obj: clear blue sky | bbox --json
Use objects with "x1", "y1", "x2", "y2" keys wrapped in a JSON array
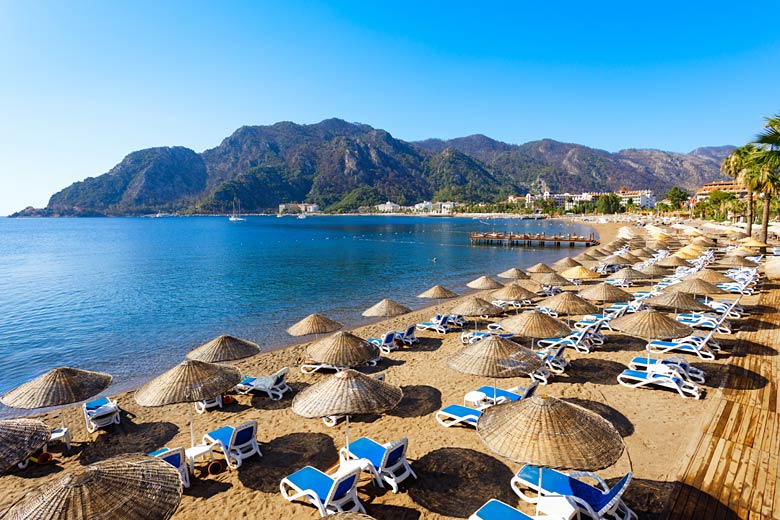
[{"x1": 1, "y1": 1, "x2": 778, "y2": 214}]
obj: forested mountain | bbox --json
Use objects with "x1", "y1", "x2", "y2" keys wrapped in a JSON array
[{"x1": 13, "y1": 119, "x2": 734, "y2": 216}]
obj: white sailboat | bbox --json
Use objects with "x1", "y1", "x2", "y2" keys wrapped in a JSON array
[{"x1": 229, "y1": 200, "x2": 245, "y2": 222}]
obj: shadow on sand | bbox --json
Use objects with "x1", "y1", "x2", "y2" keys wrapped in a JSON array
[
  {"x1": 409, "y1": 447, "x2": 515, "y2": 518},
  {"x1": 623, "y1": 477, "x2": 740, "y2": 519},
  {"x1": 78, "y1": 420, "x2": 179, "y2": 465},
  {"x1": 388, "y1": 385, "x2": 442, "y2": 418},
  {"x1": 563, "y1": 358, "x2": 626, "y2": 386},
  {"x1": 238, "y1": 432, "x2": 337, "y2": 494}
]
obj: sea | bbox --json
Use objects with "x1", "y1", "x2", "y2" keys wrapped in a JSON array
[{"x1": 0, "y1": 215, "x2": 596, "y2": 415}]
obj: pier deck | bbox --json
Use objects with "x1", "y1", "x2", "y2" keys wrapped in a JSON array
[
  {"x1": 663, "y1": 283, "x2": 780, "y2": 519},
  {"x1": 468, "y1": 231, "x2": 599, "y2": 247}
]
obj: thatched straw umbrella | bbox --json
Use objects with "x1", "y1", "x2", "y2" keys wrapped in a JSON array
[
  {"x1": 466, "y1": 276, "x2": 504, "y2": 290},
  {"x1": 617, "y1": 252, "x2": 642, "y2": 264},
  {"x1": 515, "y1": 279, "x2": 545, "y2": 295},
  {"x1": 492, "y1": 284, "x2": 537, "y2": 303},
  {"x1": 526, "y1": 263, "x2": 555, "y2": 274},
  {"x1": 639, "y1": 264, "x2": 671, "y2": 280},
  {"x1": 477, "y1": 395, "x2": 624, "y2": 470},
  {"x1": 497, "y1": 268, "x2": 529, "y2": 280},
  {"x1": 577, "y1": 282, "x2": 632, "y2": 308},
  {"x1": 665, "y1": 278, "x2": 727, "y2": 298},
  {"x1": 305, "y1": 332, "x2": 379, "y2": 369},
  {"x1": 450, "y1": 297, "x2": 505, "y2": 330},
  {"x1": 537, "y1": 292, "x2": 598, "y2": 323},
  {"x1": 292, "y1": 369, "x2": 402, "y2": 447},
  {"x1": 727, "y1": 231, "x2": 748, "y2": 240},
  {"x1": 417, "y1": 285, "x2": 459, "y2": 300},
  {"x1": 362, "y1": 298, "x2": 412, "y2": 318},
  {"x1": 656, "y1": 255, "x2": 691, "y2": 268},
  {"x1": 1, "y1": 367, "x2": 113, "y2": 437},
  {"x1": 686, "y1": 269, "x2": 734, "y2": 285},
  {"x1": 645, "y1": 292, "x2": 712, "y2": 316},
  {"x1": 500, "y1": 311, "x2": 571, "y2": 349},
  {"x1": 287, "y1": 313, "x2": 342, "y2": 337},
  {"x1": 572, "y1": 252, "x2": 597, "y2": 262},
  {"x1": 559, "y1": 265, "x2": 601, "y2": 283},
  {"x1": 606, "y1": 267, "x2": 647, "y2": 283},
  {"x1": 741, "y1": 237, "x2": 769, "y2": 248},
  {"x1": 3, "y1": 454, "x2": 183, "y2": 520},
  {"x1": 448, "y1": 336, "x2": 544, "y2": 402},
  {"x1": 692, "y1": 237, "x2": 717, "y2": 248},
  {"x1": 135, "y1": 360, "x2": 241, "y2": 446},
  {"x1": 0, "y1": 419, "x2": 51, "y2": 472},
  {"x1": 551, "y1": 257, "x2": 582, "y2": 272},
  {"x1": 610, "y1": 309, "x2": 693, "y2": 340},
  {"x1": 529, "y1": 272, "x2": 570, "y2": 288},
  {"x1": 186, "y1": 334, "x2": 260, "y2": 363}
]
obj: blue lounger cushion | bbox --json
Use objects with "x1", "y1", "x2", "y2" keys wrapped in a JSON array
[
  {"x1": 475, "y1": 386, "x2": 521, "y2": 402},
  {"x1": 285, "y1": 466, "x2": 337, "y2": 501},
  {"x1": 206, "y1": 425, "x2": 235, "y2": 446},
  {"x1": 472, "y1": 499, "x2": 534, "y2": 520},
  {"x1": 440, "y1": 404, "x2": 481, "y2": 424},
  {"x1": 85, "y1": 397, "x2": 110, "y2": 410},
  {"x1": 240, "y1": 376, "x2": 256, "y2": 385},
  {"x1": 517, "y1": 465, "x2": 629, "y2": 512},
  {"x1": 148, "y1": 447, "x2": 170, "y2": 457},
  {"x1": 345, "y1": 437, "x2": 386, "y2": 468}
]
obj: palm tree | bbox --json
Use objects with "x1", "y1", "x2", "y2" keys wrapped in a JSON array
[
  {"x1": 721, "y1": 145, "x2": 759, "y2": 235},
  {"x1": 751, "y1": 114, "x2": 780, "y2": 243}
]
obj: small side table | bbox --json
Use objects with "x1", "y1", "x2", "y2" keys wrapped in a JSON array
[
  {"x1": 464, "y1": 390, "x2": 488, "y2": 408},
  {"x1": 185, "y1": 444, "x2": 215, "y2": 474},
  {"x1": 536, "y1": 495, "x2": 577, "y2": 520}
]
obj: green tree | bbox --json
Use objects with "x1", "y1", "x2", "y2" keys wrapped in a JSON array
[
  {"x1": 595, "y1": 193, "x2": 622, "y2": 214},
  {"x1": 722, "y1": 144, "x2": 760, "y2": 234},
  {"x1": 665, "y1": 187, "x2": 690, "y2": 208},
  {"x1": 751, "y1": 113, "x2": 780, "y2": 243}
]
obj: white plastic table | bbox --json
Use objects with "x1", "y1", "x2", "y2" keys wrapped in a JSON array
[
  {"x1": 536, "y1": 495, "x2": 577, "y2": 520},
  {"x1": 185, "y1": 444, "x2": 214, "y2": 474}
]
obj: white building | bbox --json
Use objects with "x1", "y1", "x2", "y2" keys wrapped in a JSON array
[
  {"x1": 414, "y1": 201, "x2": 433, "y2": 212},
  {"x1": 615, "y1": 188, "x2": 655, "y2": 208},
  {"x1": 376, "y1": 201, "x2": 401, "y2": 213}
]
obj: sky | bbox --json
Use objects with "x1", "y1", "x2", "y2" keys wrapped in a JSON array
[{"x1": 1, "y1": 1, "x2": 778, "y2": 215}]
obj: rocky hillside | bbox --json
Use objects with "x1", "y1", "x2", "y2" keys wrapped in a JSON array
[{"x1": 13, "y1": 119, "x2": 734, "y2": 216}]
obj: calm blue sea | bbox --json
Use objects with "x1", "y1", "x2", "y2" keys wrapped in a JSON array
[{"x1": 0, "y1": 215, "x2": 595, "y2": 414}]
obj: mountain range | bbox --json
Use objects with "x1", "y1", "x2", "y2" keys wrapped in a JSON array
[{"x1": 13, "y1": 118, "x2": 734, "y2": 216}]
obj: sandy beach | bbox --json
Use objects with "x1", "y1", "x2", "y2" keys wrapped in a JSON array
[{"x1": 1, "y1": 219, "x2": 767, "y2": 519}]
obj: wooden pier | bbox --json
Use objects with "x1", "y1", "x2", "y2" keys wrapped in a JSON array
[{"x1": 468, "y1": 231, "x2": 599, "y2": 247}]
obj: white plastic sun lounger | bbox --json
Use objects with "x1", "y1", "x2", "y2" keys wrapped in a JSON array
[
  {"x1": 617, "y1": 369, "x2": 702, "y2": 399},
  {"x1": 435, "y1": 404, "x2": 482, "y2": 428}
]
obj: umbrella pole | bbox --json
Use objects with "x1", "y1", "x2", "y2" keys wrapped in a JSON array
[
  {"x1": 493, "y1": 376, "x2": 498, "y2": 403},
  {"x1": 189, "y1": 402, "x2": 196, "y2": 448},
  {"x1": 345, "y1": 415, "x2": 350, "y2": 450}
]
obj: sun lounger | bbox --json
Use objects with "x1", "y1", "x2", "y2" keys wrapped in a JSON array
[
  {"x1": 645, "y1": 340, "x2": 716, "y2": 360},
  {"x1": 511, "y1": 464, "x2": 638, "y2": 520},
  {"x1": 301, "y1": 355, "x2": 380, "y2": 374},
  {"x1": 628, "y1": 356, "x2": 705, "y2": 384},
  {"x1": 235, "y1": 367, "x2": 291, "y2": 400},
  {"x1": 368, "y1": 331, "x2": 398, "y2": 354},
  {"x1": 536, "y1": 345, "x2": 568, "y2": 375},
  {"x1": 465, "y1": 383, "x2": 538, "y2": 409},
  {"x1": 280, "y1": 465, "x2": 365, "y2": 517},
  {"x1": 617, "y1": 369, "x2": 702, "y2": 399},
  {"x1": 537, "y1": 329, "x2": 594, "y2": 354},
  {"x1": 83, "y1": 397, "x2": 121, "y2": 433},
  {"x1": 435, "y1": 404, "x2": 481, "y2": 428},
  {"x1": 416, "y1": 315, "x2": 449, "y2": 334},
  {"x1": 447, "y1": 314, "x2": 467, "y2": 327},
  {"x1": 49, "y1": 427, "x2": 71, "y2": 450},
  {"x1": 461, "y1": 330, "x2": 515, "y2": 344},
  {"x1": 203, "y1": 420, "x2": 261, "y2": 469},
  {"x1": 396, "y1": 324, "x2": 419, "y2": 345},
  {"x1": 675, "y1": 314, "x2": 732, "y2": 334},
  {"x1": 194, "y1": 395, "x2": 223, "y2": 414},
  {"x1": 149, "y1": 446, "x2": 190, "y2": 487},
  {"x1": 339, "y1": 436, "x2": 417, "y2": 493},
  {"x1": 469, "y1": 499, "x2": 544, "y2": 520}
]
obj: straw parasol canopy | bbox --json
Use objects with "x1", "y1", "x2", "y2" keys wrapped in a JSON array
[
  {"x1": 610, "y1": 309, "x2": 694, "y2": 340},
  {"x1": 640, "y1": 264, "x2": 671, "y2": 277},
  {"x1": 466, "y1": 276, "x2": 504, "y2": 290},
  {"x1": 686, "y1": 269, "x2": 734, "y2": 284},
  {"x1": 0, "y1": 419, "x2": 51, "y2": 472},
  {"x1": 656, "y1": 255, "x2": 691, "y2": 267},
  {"x1": 362, "y1": 298, "x2": 412, "y2": 318},
  {"x1": 500, "y1": 311, "x2": 571, "y2": 339},
  {"x1": 606, "y1": 267, "x2": 647, "y2": 282},
  {"x1": 538, "y1": 292, "x2": 598, "y2": 317},
  {"x1": 491, "y1": 283, "x2": 537, "y2": 302},
  {"x1": 186, "y1": 334, "x2": 260, "y2": 363},
  {"x1": 559, "y1": 265, "x2": 601, "y2": 281},
  {"x1": 715, "y1": 255, "x2": 758, "y2": 268},
  {"x1": 618, "y1": 252, "x2": 642, "y2": 264},
  {"x1": 577, "y1": 282, "x2": 632, "y2": 304},
  {"x1": 497, "y1": 268, "x2": 529, "y2": 280},
  {"x1": 477, "y1": 395, "x2": 624, "y2": 470},
  {"x1": 741, "y1": 237, "x2": 769, "y2": 248},
  {"x1": 305, "y1": 332, "x2": 380, "y2": 368},
  {"x1": 573, "y1": 252, "x2": 597, "y2": 262},
  {"x1": 448, "y1": 336, "x2": 544, "y2": 378},
  {"x1": 525, "y1": 263, "x2": 555, "y2": 273},
  {"x1": 4, "y1": 454, "x2": 183, "y2": 520},
  {"x1": 644, "y1": 292, "x2": 712, "y2": 313},
  {"x1": 673, "y1": 250, "x2": 700, "y2": 260},
  {"x1": 601, "y1": 255, "x2": 633, "y2": 267},
  {"x1": 692, "y1": 237, "x2": 718, "y2": 247},
  {"x1": 727, "y1": 230, "x2": 749, "y2": 240},
  {"x1": 450, "y1": 297, "x2": 505, "y2": 317},
  {"x1": 287, "y1": 313, "x2": 342, "y2": 336},
  {"x1": 292, "y1": 369, "x2": 402, "y2": 419},
  {"x1": 551, "y1": 257, "x2": 582, "y2": 271},
  {"x1": 515, "y1": 278, "x2": 544, "y2": 294},
  {"x1": 726, "y1": 248, "x2": 754, "y2": 258},
  {"x1": 530, "y1": 272, "x2": 570, "y2": 287},
  {"x1": 135, "y1": 360, "x2": 241, "y2": 407},
  {"x1": 665, "y1": 278, "x2": 727, "y2": 296},
  {"x1": 1, "y1": 367, "x2": 113, "y2": 410},
  {"x1": 417, "y1": 285, "x2": 459, "y2": 299}
]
